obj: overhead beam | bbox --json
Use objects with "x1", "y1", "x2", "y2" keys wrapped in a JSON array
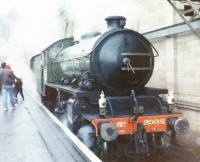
[{"x1": 143, "y1": 20, "x2": 200, "y2": 40}]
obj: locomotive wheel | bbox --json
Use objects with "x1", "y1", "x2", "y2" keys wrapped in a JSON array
[
  {"x1": 66, "y1": 102, "x2": 74, "y2": 130},
  {"x1": 76, "y1": 124, "x2": 96, "y2": 150},
  {"x1": 44, "y1": 86, "x2": 58, "y2": 112},
  {"x1": 54, "y1": 93, "x2": 64, "y2": 114},
  {"x1": 66, "y1": 98, "x2": 81, "y2": 132}
]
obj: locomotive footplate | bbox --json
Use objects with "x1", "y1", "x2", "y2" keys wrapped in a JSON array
[{"x1": 91, "y1": 113, "x2": 186, "y2": 136}]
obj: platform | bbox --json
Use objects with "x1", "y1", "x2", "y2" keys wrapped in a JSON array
[{"x1": 0, "y1": 93, "x2": 101, "y2": 162}]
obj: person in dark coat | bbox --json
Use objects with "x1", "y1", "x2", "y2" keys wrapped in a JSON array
[{"x1": 14, "y1": 78, "x2": 24, "y2": 102}]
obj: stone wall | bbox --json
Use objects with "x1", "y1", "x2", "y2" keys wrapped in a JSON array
[
  {"x1": 136, "y1": 0, "x2": 200, "y2": 105},
  {"x1": 176, "y1": 34, "x2": 200, "y2": 104},
  {"x1": 136, "y1": 0, "x2": 200, "y2": 133}
]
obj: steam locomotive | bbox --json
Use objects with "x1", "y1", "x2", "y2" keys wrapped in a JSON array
[{"x1": 31, "y1": 16, "x2": 189, "y2": 161}]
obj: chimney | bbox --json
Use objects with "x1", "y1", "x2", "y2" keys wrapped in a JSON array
[{"x1": 105, "y1": 16, "x2": 126, "y2": 30}]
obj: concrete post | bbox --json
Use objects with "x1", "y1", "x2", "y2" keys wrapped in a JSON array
[{"x1": 164, "y1": 3, "x2": 177, "y2": 97}]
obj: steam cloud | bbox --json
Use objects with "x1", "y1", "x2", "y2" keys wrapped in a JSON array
[
  {"x1": 0, "y1": 0, "x2": 63, "y2": 94},
  {"x1": 63, "y1": 0, "x2": 140, "y2": 39},
  {"x1": 0, "y1": 0, "x2": 140, "y2": 94}
]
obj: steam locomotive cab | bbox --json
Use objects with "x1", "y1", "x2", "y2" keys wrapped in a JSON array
[{"x1": 30, "y1": 16, "x2": 189, "y2": 161}]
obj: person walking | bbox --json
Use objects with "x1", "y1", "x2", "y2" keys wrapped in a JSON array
[
  {"x1": 14, "y1": 78, "x2": 24, "y2": 102},
  {"x1": 0, "y1": 62, "x2": 16, "y2": 111}
]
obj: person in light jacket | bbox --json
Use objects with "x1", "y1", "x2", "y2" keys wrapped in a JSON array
[{"x1": 0, "y1": 62, "x2": 16, "y2": 111}]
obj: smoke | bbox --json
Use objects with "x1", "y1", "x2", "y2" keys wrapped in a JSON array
[
  {"x1": 63, "y1": 0, "x2": 140, "y2": 39},
  {"x1": 0, "y1": 0, "x2": 140, "y2": 93},
  {"x1": 8, "y1": 0, "x2": 63, "y2": 57},
  {"x1": 0, "y1": 0, "x2": 64, "y2": 93}
]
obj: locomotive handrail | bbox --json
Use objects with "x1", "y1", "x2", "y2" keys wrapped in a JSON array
[
  {"x1": 106, "y1": 98, "x2": 114, "y2": 117},
  {"x1": 47, "y1": 53, "x2": 91, "y2": 63},
  {"x1": 149, "y1": 42, "x2": 159, "y2": 57},
  {"x1": 134, "y1": 31, "x2": 160, "y2": 57},
  {"x1": 131, "y1": 90, "x2": 140, "y2": 120}
]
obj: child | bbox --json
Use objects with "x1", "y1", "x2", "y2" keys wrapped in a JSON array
[{"x1": 14, "y1": 78, "x2": 24, "y2": 102}]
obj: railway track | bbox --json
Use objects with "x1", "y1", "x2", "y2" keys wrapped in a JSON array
[{"x1": 26, "y1": 92, "x2": 102, "y2": 162}]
